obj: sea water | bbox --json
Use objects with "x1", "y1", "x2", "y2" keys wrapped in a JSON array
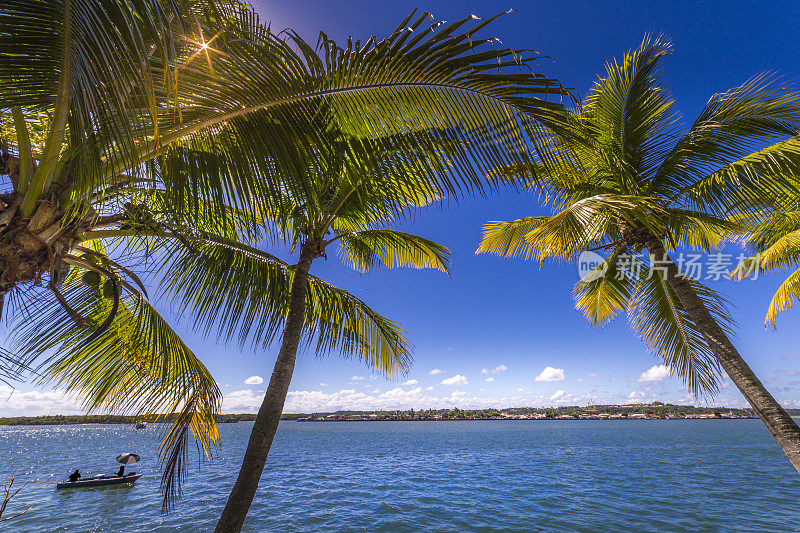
[{"x1": 1, "y1": 420, "x2": 798, "y2": 532}]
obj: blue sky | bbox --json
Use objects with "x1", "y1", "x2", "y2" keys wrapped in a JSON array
[{"x1": 3, "y1": 1, "x2": 800, "y2": 415}]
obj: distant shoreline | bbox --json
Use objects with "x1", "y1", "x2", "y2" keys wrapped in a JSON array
[
  {"x1": 297, "y1": 415, "x2": 761, "y2": 422},
  {"x1": 0, "y1": 416, "x2": 769, "y2": 427},
  {"x1": 1, "y1": 403, "x2": 797, "y2": 426}
]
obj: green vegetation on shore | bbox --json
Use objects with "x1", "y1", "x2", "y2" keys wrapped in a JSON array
[
  {"x1": 0, "y1": 414, "x2": 255, "y2": 426},
  {"x1": 300, "y1": 403, "x2": 794, "y2": 420},
  {"x1": 4, "y1": 1, "x2": 800, "y2": 525},
  {"x1": 2, "y1": 404, "x2": 798, "y2": 426}
]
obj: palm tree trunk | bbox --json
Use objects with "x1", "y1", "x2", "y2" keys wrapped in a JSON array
[
  {"x1": 214, "y1": 244, "x2": 316, "y2": 532},
  {"x1": 646, "y1": 237, "x2": 800, "y2": 475}
]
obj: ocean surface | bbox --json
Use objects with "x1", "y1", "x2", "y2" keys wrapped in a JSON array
[{"x1": 1, "y1": 420, "x2": 799, "y2": 532}]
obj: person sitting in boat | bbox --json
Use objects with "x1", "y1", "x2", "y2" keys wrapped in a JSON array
[
  {"x1": 68, "y1": 469, "x2": 81, "y2": 482},
  {"x1": 116, "y1": 465, "x2": 125, "y2": 477}
]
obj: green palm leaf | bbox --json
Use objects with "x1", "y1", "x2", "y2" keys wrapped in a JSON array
[
  {"x1": 628, "y1": 269, "x2": 730, "y2": 397},
  {"x1": 119, "y1": 7, "x2": 570, "y2": 213},
  {"x1": 337, "y1": 229, "x2": 451, "y2": 273},
  {"x1": 147, "y1": 236, "x2": 412, "y2": 376},
  {"x1": 572, "y1": 248, "x2": 635, "y2": 326},
  {"x1": 656, "y1": 79, "x2": 800, "y2": 207},
  {"x1": 6, "y1": 281, "x2": 220, "y2": 510},
  {"x1": 479, "y1": 35, "x2": 800, "y2": 398},
  {"x1": 732, "y1": 210, "x2": 800, "y2": 327}
]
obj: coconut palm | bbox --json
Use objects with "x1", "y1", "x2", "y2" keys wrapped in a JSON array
[
  {"x1": 1, "y1": 0, "x2": 570, "y2": 508},
  {"x1": 477, "y1": 36, "x2": 800, "y2": 474},
  {"x1": 212, "y1": 123, "x2": 460, "y2": 531},
  {"x1": 730, "y1": 153, "x2": 800, "y2": 327}
]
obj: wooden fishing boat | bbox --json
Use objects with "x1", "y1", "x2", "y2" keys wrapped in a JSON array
[{"x1": 56, "y1": 474, "x2": 141, "y2": 489}]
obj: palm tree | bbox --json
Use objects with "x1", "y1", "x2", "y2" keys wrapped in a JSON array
[
  {"x1": 213, "y1": 124, "x2": 458, "y2": 531},
  {"x1": 730, "y1": 155, "x2": 800, "y2": 327},
  {"x1": 2, "y1": 0, "x2": 570, "y2": 508},
  {"x1": 477, "y1": 36, "x2": 800, "y2": 474}
]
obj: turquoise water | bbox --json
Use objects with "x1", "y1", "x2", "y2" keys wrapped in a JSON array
[{"x1": 1, "y1": 420, "x2": 799, "y2": 531}]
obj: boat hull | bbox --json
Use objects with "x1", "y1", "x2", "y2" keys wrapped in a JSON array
[{"x1": 57, "y1": 474, "x2": 141, "y2": 489}]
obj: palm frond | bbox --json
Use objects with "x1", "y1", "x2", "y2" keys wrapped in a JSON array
[
  {"x1": 7, "y1": 280, "x2": 221, "y2": 510},
  {"x1": 152, "y1": 236, "x2": 292, "y2": 349},
  {"x1": 731, "y1": 211, "x2": 800, "y2": 276},
  {"x1": 583, "y1": 34, "x2": 678, "y2": 188},
  {"x1": 337, "y1": 230, "x2": 451, "y2": 273},
  {"x1": 101, "y1": 7, "x2": 572, "y2": 221},
  {"x1": 628, "y1": 271, "x2": 731, "y2": 397},
  {"x1": 0, "y1": 346, "x2": 28, "y2": 385},
  {"x1": 730, "y1": 212, "x2": 800, "y2": 328},
  {"x1": 655, "y1": 77, "x2": 800, "y2": 205},
  {"x1": 762, "y1": 267, "x2": 800, "y2": 329},
  {"x1": 477, "y1": 195, "x2": 663, "y2": 263},
  {"x1": 665, "y1": 209, "x2": 737, "y2": 252},
  {"x1": 149, "y1": 235, "x2": 412, "y2": 376},
  {"x1": 672, "y1": 137, "x2": 800, "y2": 215},
  {"x1": 305, "y1": 276, "x2": 411, "y2": 377},
  {"x1": 573, "y1": 248, "x2": 636, "y2": 326},
  {"x1": 0, "y1": 0, "x2": 200, "y2": 212},
  {"x1": 476, "y1": 216, "x2": 551, "y2": 260}
]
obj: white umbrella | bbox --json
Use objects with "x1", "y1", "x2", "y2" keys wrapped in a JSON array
[{"x1": 115, "y1": 453, "x2": 140, "y2": 464}]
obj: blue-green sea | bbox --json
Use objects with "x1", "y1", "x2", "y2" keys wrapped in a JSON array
[{"x1": 1, "y1": 420, "x2": 799, "y2": 532}]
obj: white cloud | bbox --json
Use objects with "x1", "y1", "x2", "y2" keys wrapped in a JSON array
[
  {"x1": 550, "y1": 390, "x2": 565, "y2": 400},
  {"x1": 223, "y1": 389, "x2": 263, "y2": 411},
  {"x1": 441, "y1": 375, "x2": 468, "y2": 386},
  {"x1": 637, "y1": 365, "x2": 672, "y2": 382},
  {"x1": 403, "y1": 379, "x2": 418, "y2": 386},
  {"x1": 428, "y1": 369, "x2": 443, "y2": 376},
  {"x1": 548, "y1": 389, "x2": 578, "y2": 405},
  {"x1": 223, "y1": 387, "x2": 536, "y2": 413},
  {"x1": 2, "y1": 379, "x2": 629, "y2": 418},
  {"x1": 586, "y1": 372, "x2": 600, "y2": 377},
  {"x1": 481, "y1": 368, "x2": 489, "y2": 375},
  {"x1": 535, "y1": 367, "x2": 565, "y2": 382},
  {"x1": 485, "y1": 377, "x2": 495, "y2": 382},
  {"x1": 320, "y1": 383, "x2": 329, "y2": 387},
  {"x1": 244, "y1": 376, "x2": 263, "y2": 385},
  {"x1": 0, "y1": 386, "x2": 82, "y2": 416},
  {"x1": 493, "y1": 365, "x2": 508, "y2": 374},
  {"x1": 350, "y1": 376, "x2": 365, "y2": 381}
]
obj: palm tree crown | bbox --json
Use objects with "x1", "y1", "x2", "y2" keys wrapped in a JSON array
[
  {"x1": 731, "y1": 161, "x2": 800, "y2": 327},
  {"x1": 477, "y1": 37, "x2": 800, "y2": 476},
  {"x1": 479, "y1": 36, "x2": 800, "y2": 395},
  {"x1": 1, "y1": 1, "x2": 571, "y2": 506}
]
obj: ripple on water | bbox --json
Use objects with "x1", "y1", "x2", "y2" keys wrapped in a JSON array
[{"x1": 1, "y1": 420, "x2": 799, "y2": 532}]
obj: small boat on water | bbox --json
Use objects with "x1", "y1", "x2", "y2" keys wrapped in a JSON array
[
  {"x1": 135, "y1": 421, "x2": 147, "y2": 429},
  {"x1": 59, "y1": 453, "x2": 143, "y2": 489},
  {"x1": 57, "y1": 474, "x2": 141, "y2": 489}
]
